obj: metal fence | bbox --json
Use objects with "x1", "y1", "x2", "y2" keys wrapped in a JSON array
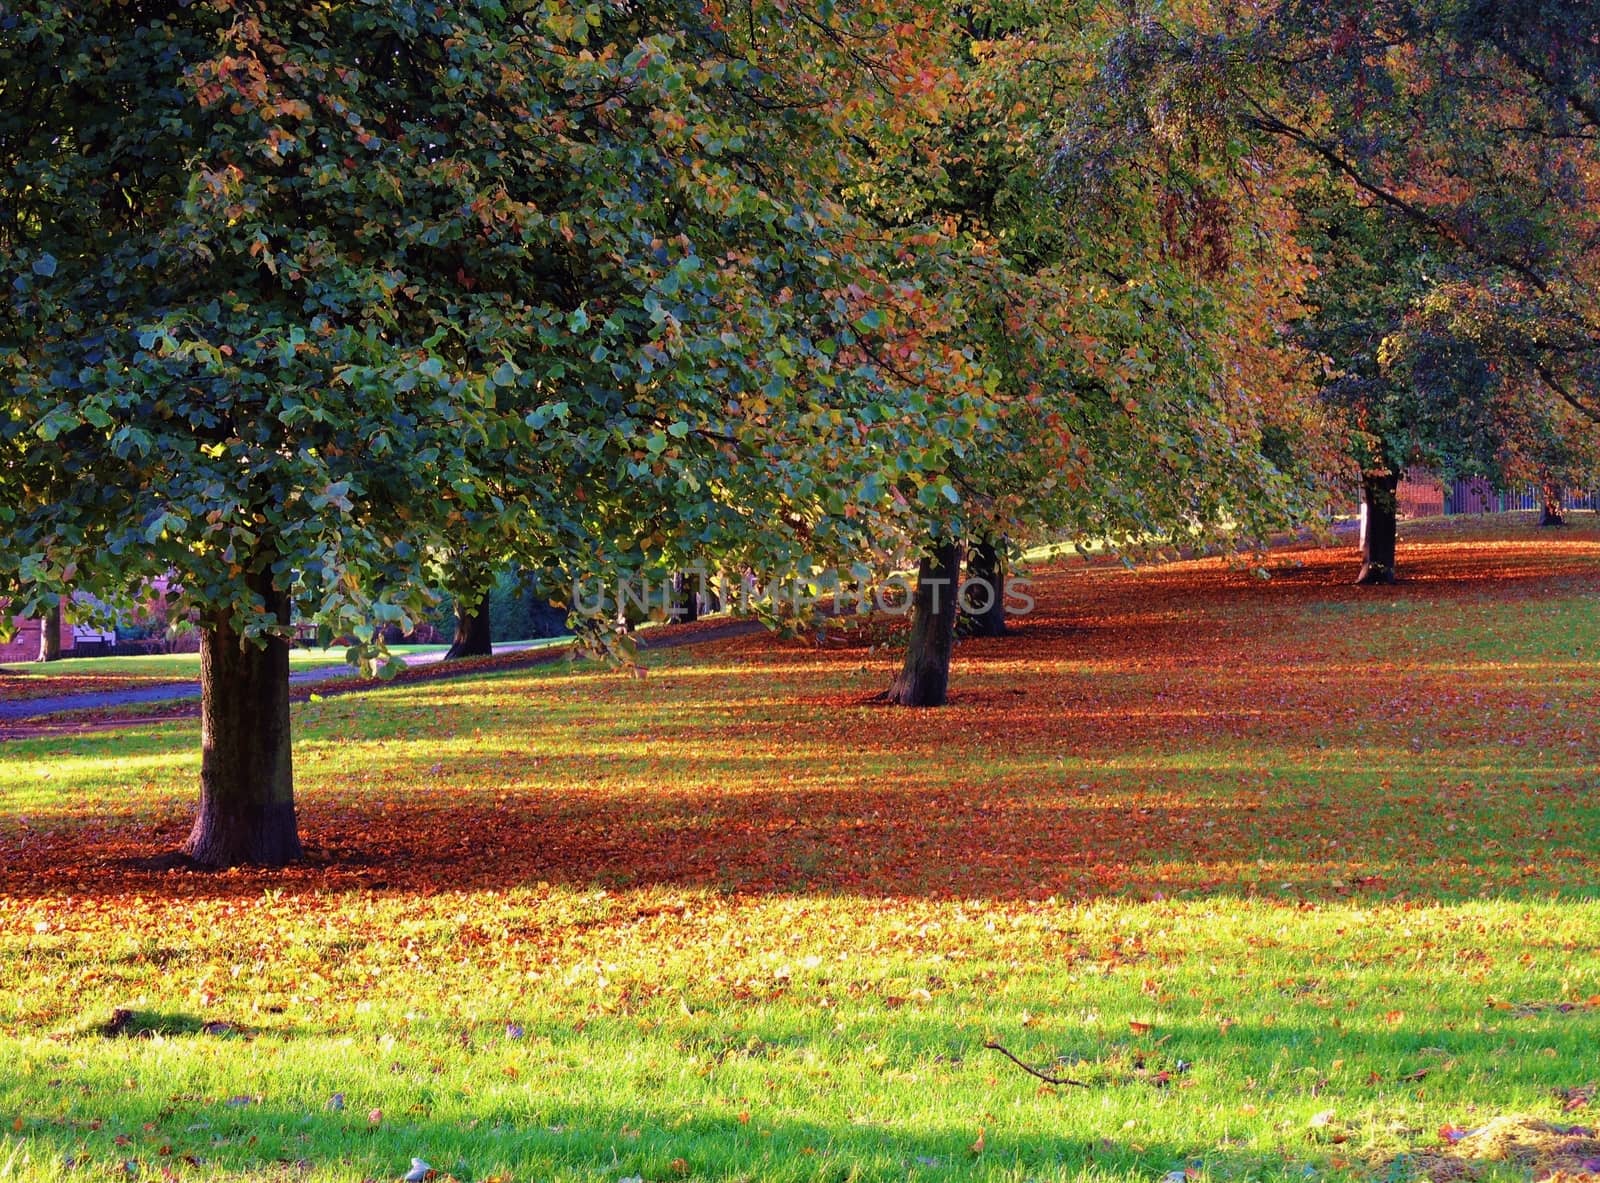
[{"x1": 1443, "y1": 478, "x2": 1600, "y2": 516}]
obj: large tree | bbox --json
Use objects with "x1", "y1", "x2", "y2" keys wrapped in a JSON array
[
  {"x1": 0, "y1": 1, "x2": 963, "y2": 864},
  {"x1": 1291, "y1": 185, "x2": 1510, "y2": 582}
]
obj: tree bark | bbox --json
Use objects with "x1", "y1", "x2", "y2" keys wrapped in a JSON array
[
  {"x1": 1539, "y1": 483, "x2": 1565, "y2": 527},
  {"x1": 961, "y1": 540, "x2": 1007, "y2": 637},
  {"x1": 1356, "y1": 470, "x2": 1399, "y2": 584},
  {"x1": 444, "y1": 593, "x2": 492, "y2": 659},
  {"x1": 673, "y1": 571, "x2": 700, "y2": 623},
  {"x1": 36, "y1": 598, "x2": 62, "y2": 662},
  {"x1": 183, "y1": 575, "x2": 301, "y2": 868},
  {"x1": 887, "y1": 540, "x2": 964, "y2": 707}
]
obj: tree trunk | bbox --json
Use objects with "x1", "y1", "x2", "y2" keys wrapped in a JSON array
[
  {"x1": 1539, "y1": 483, "x2": 1565, "y2": 527},
  {"x1": 673, "y1": 571, "x2": 700, "y2": 623},
  {"x1": 444, "y1": 594, "x2": 492, "y2": 659},
  {"x1": 183, "y1": 576, "x2": 301, "y2": 868},
  {"x1": 36, "y1": 598, "x2": 62, "y2": 662},
  {"x1": 961, "y1": 540, "x2": 1007, "y2": 638},
  {"x1": 1356, "y1": 470, "x2": 1399, "y2": 585},
  {"x1": 887, "y1": 540, "x2": 964, "y2": 707}
]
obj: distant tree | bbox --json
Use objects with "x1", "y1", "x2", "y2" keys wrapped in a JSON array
[
  {"x1": 441, "y1": 552, "x2": 496, "y2": 662},
  {"x1": 1241, "y1": 0, "x2": 1600, "y2": 571},
  {"x1": 36, "y1": 598, "x2": 61, "y2": 663},
  {"x1": 854, "y1": 2, "x2": 1319, "y2": 704},
  {"x1": 1291, "y1": 185, "x2": 1508, "y2": 582}
]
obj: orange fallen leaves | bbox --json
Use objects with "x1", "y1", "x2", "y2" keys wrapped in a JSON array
[{"x1": 1, "y1": 534, "x2": 1598, "y2": 912}]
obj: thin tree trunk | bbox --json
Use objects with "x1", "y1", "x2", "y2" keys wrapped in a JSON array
[
  {"x1": 1356, "y1": 471, "x2": 1399, "y2": 585},
  {"x1": 36, "y1": 598, "x2": 62, "y2": 662},
  {"x1": 183, "y1": 574, "x2": 301, "y2": 868},
  {"x1": 887, "y1": 540, "x2": 964, "y2": 707},
  {"x1": 961, "y1": 540, "x2": 1007, "y2": 637},
  {"x1": 1539, "y1": 483, "x2": 1565, "y2": 527},
  {"x1": 444, "y1": 594, "x2": 492, "y2": 659},
  {"x1": 673, "y1": 571, "x2": 700, "y2": 623}
]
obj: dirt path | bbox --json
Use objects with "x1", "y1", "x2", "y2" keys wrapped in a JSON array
[{"x1": 0, "y1": 620, "x2": 763, "y2": 740}]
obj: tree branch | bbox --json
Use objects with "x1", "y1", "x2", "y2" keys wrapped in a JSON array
[
  {"x1": 1532, "y1": 358, "x2": 1600, "y2": 424},
  {"x1": 982, "y1": 1041, "x2": 1090, "y2": 1087},
  {"x1": 1242, "y1": 98, "x2": 1554, "y2": 296}
]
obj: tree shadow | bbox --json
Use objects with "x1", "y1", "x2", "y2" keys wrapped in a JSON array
[
  {"x1": 0, "y1": 1032, "x2": 1459, "y2": 1183},
  {"x1": 3, "y1": 1009, "x2": 1590, "y2": 1180},
  {"x1": 4, "y1": 756, "x2": 1596, "y2": 903}
]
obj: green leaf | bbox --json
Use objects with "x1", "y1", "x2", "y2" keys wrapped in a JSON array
[{"x1": 525, "y1": 401, "x2": 569, "y2": 430}]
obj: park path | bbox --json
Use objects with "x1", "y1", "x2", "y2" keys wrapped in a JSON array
[
  {"x1": 0, "y1": 639, "x2": 553, "y2": 723},
  {"x1": 0, "y1": 621, "x2": 762, "y2": 735}
]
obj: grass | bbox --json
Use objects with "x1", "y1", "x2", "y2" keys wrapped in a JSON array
[{"x1": 2, "y1": 528, "x2": 1600, "y2": 1183}]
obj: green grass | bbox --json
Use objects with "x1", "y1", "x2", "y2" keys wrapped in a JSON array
[{"x1": 1, "y1": 539, "x2": 1598, "y2": 1183}]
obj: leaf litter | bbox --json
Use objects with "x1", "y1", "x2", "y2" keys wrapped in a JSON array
[{"x1": 1395, "y1": 1117, "x2": 1600, "y2": 1182}]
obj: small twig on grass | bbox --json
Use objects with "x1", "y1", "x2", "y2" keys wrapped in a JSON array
[{"x1": 983, "y1": 1041, "x2": 1090, "y2": 1087}]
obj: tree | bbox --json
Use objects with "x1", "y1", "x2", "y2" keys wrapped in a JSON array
[
  {"x1": 960, "y1": 540, "x2": 1008, "y2": 639},
  {"x1": 1237, "y1": 0, "x2": 1600, "y2": 573},
  {"x1": 856, "y1": 1, "x2": 1320, "y2": 704},
  {"x1": 1493, "y1": 395, "x2": 1600, "y2": 527},
  {"x1": 2, "y1": 1, "x2": 995, "y2": 862},
  {"x1": 1289, "y1": 184, "x2": 1504, "y2": 582},
  {"x1": 35, "y1": 598, "x2": 61, "y2": 663},
  {"x1": 441, "y1": 552, "x2": 496, "y2": 662},
  {"x1": 886, "y1": 541, "x2": 963, "y2": 706}
]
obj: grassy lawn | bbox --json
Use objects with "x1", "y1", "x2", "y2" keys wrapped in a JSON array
[{"x1": 2, "y1": 532, "x2": 1599, "y2": 1182}]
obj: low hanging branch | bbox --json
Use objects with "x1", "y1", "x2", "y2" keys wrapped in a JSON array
[{"x1": 982, "y1": 1040, "x2": 1091, "y2": 1087}]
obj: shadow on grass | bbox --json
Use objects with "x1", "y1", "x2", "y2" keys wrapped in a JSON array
[
  {"x1": 0, "y1": 1051, "x2": 1436, "y2": 1183},
  {"x1": 3, "y1": 763, "x2": 1597, "y2": 904},
  {"x1": 4, "y1": 1011, "x2": 1593, "y2": 1180}
]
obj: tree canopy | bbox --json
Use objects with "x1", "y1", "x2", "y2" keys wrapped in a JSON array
[
  {"x1": 0, "y1": 0, "x2": 989, "y2": 862},
  {"x1": 6, "y1": 0, "x2": 1596, "y2": 862}
]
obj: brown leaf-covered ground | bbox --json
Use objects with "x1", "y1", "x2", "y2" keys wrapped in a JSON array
[{"x1": 4, "y1": 531, "x2": 1598, "y2": 905}]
